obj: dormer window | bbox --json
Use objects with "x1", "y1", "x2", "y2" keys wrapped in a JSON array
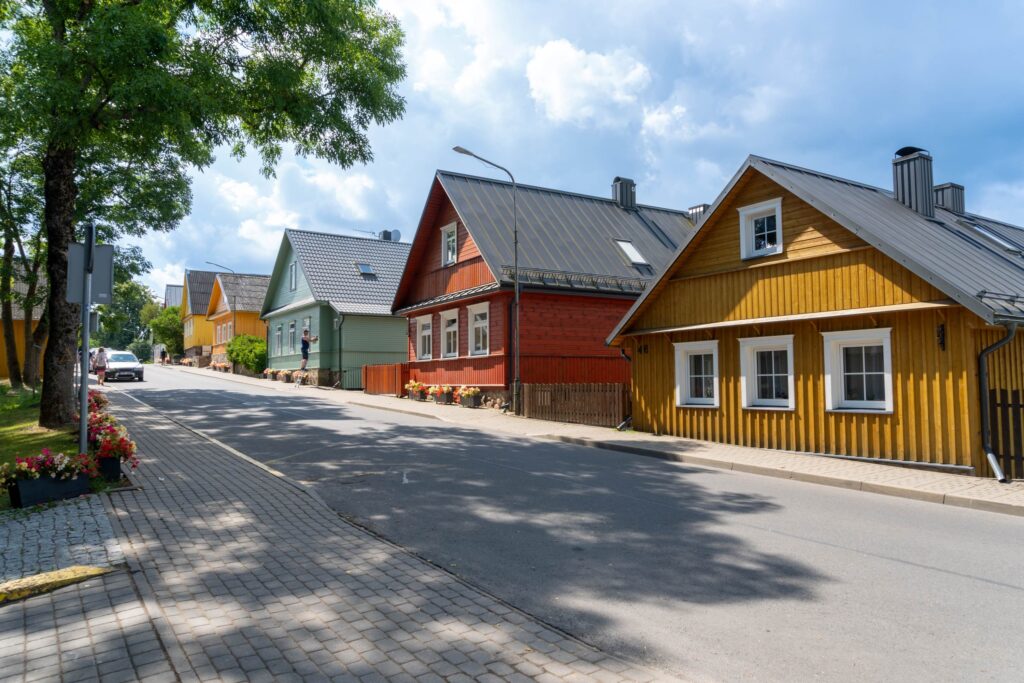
[
  {"x1": 615, "y1": 239, "x2": 648, "y2": 265},
  {"x1": 441, "y1": 223, "x2": 458, "y2": 266},
  {"x1": 738, "y1": 198, "x2": 783, "y2": 259}
]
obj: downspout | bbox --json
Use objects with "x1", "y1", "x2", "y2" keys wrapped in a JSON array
[
  {"x1": 979, "y1": 322, "x2": 1017, "y2": 482},
  {"x1": 335, "y1": 311, "x2": 345, "y2": 389}
]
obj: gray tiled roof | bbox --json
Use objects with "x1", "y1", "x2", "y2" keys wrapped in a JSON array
[
  {"x1": 286, "y1": 229, "x2": 411, "y2": 315},
  {"x1": 215, "y1": 274, "x2": 271, "y2": 313},
  {"x1": 437, "y1": 171, "x2": 696, "y2": 289},
  {"x1": 163, "y1": 284, "x2": 183, "y2": 309},
  {"x1": 184, "y1": 270, "x2": 219, "y2": 316}
]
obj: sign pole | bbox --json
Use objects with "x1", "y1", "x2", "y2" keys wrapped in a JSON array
[{"x1": 78, "y1": 224, "x2": 95, "y2": 455}]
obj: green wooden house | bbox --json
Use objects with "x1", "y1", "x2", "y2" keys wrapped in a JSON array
[{"x1": 260, "y1": 229, "x2": 412, "y2": 388}]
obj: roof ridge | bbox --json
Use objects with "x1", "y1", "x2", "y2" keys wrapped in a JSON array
[
  {"x1": 436, "y1": 169, "x2": 692, "y2": 216},
  {"x1": 286, "y1": 227, "x2": 412, "y2": 246},
  {"x1": 751, "y1": 155, "x2": 891, "y2": 194}
]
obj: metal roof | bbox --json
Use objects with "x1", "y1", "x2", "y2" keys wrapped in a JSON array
[
  {"x1": 395, "y1": 282, "x2": 501, "y2": 315},
  {"x1": 163, "y1": 284, "x2": 183, "y2": 309},
  {"x1": 184, "y1": 270, "x2": 219, "y2": 316},
  {"x1": 609, "y1": 155, "x2": 1024, "y2": 343},
  {"x1": 436, "y1": 171, "x2": 696, "y2": 291},
  {"x1": 213, "y1": 274, "x2": 271, "y2": 313},
  {"x1": 284, "y1": 229, "x2": 411, "y2": 316}
]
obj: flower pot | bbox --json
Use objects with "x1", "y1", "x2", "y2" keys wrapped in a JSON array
[
  {"x1": 8, "y1": 474, "x2": 90, "y2": 509},
  {"x1": 435, "y1": 392, "x2": 453, "y2": 405},
  {"x1": 461, "y1": 394, "x2": 482, "y2": 408},
  {"x1": 98, "y1": 457, "x2": 122, "y2": 483}
]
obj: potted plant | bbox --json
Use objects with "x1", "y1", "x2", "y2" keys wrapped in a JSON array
[
  {"x1": 404, "y1": 380, "x2": 425, "y2": 400},
  {"x1": 263, "y1": 368, "x2": 273, "y2": 379},
  {"x1": 1, "y1": 450, "x2": 96, "y2": 508},
  {"x1": 458, "y1": 386, "x2": 482, "y2": 408},
  {"x1": 278, "y1": 369, "x2": 293, "y2": 382},
  {"x1": 93, "y1": 423, "x2": 139, "y2": 482},
  {"x1": 433, "y1": 385, "x2": 454, "y2": 405}
]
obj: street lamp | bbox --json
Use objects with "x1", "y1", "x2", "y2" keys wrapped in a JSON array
[
  {"x1": 206, "y1": 261, "x2": 237, "y2": 351},
  {"x1": 453, "y1": 146, "x2": 521, "y2": 415}
]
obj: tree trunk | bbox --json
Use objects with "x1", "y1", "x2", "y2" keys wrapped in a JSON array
[
  {"x1": 23, "y1": 306, "x2": 48, "y2": 389},
  {"x1": 1, "y1": 232, "x2": 23, "y2": 388},
  {"x1": 39, "y1": 145, "x2": 78, "y2": 428}
]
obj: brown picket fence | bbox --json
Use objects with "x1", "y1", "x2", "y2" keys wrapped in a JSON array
[
  {"x1": 989, "y1": 388, "x2": 1024, "y2": 481},
  {"x1": 522, "y1": 383, "x2": 630, "y2": 428}
]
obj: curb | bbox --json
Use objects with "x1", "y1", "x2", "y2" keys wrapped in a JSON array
[{"x1": 0, "y1": 565, "x2": 113, "y2": 604}]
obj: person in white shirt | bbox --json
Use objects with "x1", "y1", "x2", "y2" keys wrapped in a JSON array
[{"x1": 94, "y1": 347, "x2": 108, "y2": 386}]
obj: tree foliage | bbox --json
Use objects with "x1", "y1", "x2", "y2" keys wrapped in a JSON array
[
  {"x1": 95, "y1": 280, "x2": 154, "y2": 350},
  {"x1": 128, "y1": 338, "x2": 152, "y2": 363},
  {"x1": 226, "y1": 334, "x2": 267, "y2": 374},
  {"x1": 0, "y1": 0, "x2": 406, "y2": 426},
  {"x1": 148, "y1": 305, "x2": 183, "y2": 357}
]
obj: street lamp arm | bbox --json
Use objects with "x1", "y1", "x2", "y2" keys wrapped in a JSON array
[{"x1": 452, "y1": 146, "x2": 515, "y2": 185}]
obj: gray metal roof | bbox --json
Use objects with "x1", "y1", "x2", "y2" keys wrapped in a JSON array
[
  {"x1": 184, "y1": 270, "x2": 219, "y2": 316},
  {"x1": 214, "y1": 274, "x2": 271, "y2": 313},
  {"x1": 395, "y1": 282, "x2": 501, "y2": 315},
  {"x1": 609, "y1": 155, "x2": 1024, "y2": 343},
  {"x1": 437, "y1": 171, "x2": 695, "y2": 291},
  {"x1": 285, "y1": 229, "x2": 411, "y2": 316},
  {"x1": 163, "y1": 284, "x2": 183, "y2": 309}
]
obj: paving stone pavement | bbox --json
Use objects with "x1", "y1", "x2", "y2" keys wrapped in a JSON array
[
  {"x1": 0, "y1": 496, "x2": 125, "y2": 582},
  {"x1": 0, "y1": 392, "x2": 676, "y2": 682}
]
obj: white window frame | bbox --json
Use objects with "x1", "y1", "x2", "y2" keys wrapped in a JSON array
[
  {"x1": 415, "y1": 315, "x2": 433, "y2": 360},
  {"x1": 822, "y1": 328, "x2": 893, "y2": 413},
  {"x1": 288, "y1": 262, "x2": 297, "y2": 291},
  {"x1": 440, "y1": 309, "x2": 459, "y2": 358},
  {"x1": 441, "y1": 223, "x2": 458, "y2": 267},
  {"x1": 468, "y1": 302, "x2": 489, "y2": 356},
  {"x1": 738, "y1": 198, "x2": 783, "y2": 259},
  {"x1": 288, "y1": 321, "x2": 296, "y2": 353},
  {"x1": 226, "y1": 322, "x2": 232, "y2": 341},
  {"x1": 674, "y1": 340, "x2": 719, "y2": 408},
  {"x1": 274, "y1": 324, "x2": 282, "y2": 357},
  {"x1": 739, "y1": 335, "x2": 795, "y2": 410}
]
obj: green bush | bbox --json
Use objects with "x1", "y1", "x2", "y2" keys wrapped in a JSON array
[
  {"x1": 226, "y1": 335, "x2": 267, "y2": 374},
  {"x1": 128, "y1": 340, "x2": 153, "y2": 363}
]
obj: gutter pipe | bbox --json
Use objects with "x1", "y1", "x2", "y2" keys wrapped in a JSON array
[{"x1": 979, "y1": 322, "x2": 1017, "y2": 482}]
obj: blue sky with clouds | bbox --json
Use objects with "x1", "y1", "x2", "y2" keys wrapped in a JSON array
[{"x1": 134, "y1": 0, "x2": 1024, "y2": 296}]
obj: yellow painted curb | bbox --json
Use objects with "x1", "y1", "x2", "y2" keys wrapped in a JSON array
[{"x1": 0, "y1": 566, "x2": 112, "y2": 604}]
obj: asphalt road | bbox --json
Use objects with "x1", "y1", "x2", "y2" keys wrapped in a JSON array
[{"x1": 117, "y1": 366, "x2": 1024, "y2": 682}]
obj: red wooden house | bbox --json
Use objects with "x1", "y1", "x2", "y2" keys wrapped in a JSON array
[{"x1": 391, "y1": 171, "x2": 697, "y2": 398}]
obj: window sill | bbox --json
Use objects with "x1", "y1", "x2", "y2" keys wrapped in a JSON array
[
  {"x1": 741, "y1": 250, "x2": 783, "y2": 261},
  {"x1": 826, "y1": 407, "x2": 893, "y2": 415},
  {"x1": 441, "y1": 354, "x2": 459, "y2": 360},
  {"x1": 469, "y1": 351, "x2": 490, "y2": 357},
  {"x1": 742, "y1": 405, "x2": 795, "y2": 412},
  {"x1": 676, "y1": 403, "x2": 720, "y2": 410}
]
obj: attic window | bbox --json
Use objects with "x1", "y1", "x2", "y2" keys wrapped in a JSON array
[
  {"x1": 971, "y1": 224, "x2": 1022, "y2": 253},
  {"x1": 615, "y1": 240, "x2": 648, "y2": 265},
  {"x1": 356, "y1": 262, "x2": 374, "y2": 275},
  {"x1": 738, "y1": 198, "x2": 783, "y2": 259}
]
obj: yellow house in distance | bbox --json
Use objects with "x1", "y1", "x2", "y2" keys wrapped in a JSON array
[
  {"x1": 206, "y1": 273, "x2": 271, "y2": 366},
  {"x1": 181, "y1": 269, "x2": 219, "y2": 366}
]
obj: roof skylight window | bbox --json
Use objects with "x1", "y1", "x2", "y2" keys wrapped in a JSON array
[
  {"x1": 971, "y1": 224, "x2": 1022, "y2": 253},
  {"x1": 615, "y1": 240, "x2": 648, "y2": 265},
  {"x1": 356, "y1": 262, "x2": 375, "y2": 275}
]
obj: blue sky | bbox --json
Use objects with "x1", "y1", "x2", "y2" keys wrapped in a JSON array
[{"x1": 134, "y1": 0, "x2": 1024, "y2": 296}]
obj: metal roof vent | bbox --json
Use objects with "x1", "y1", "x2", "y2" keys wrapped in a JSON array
[
  {"x1": 688, "y1": 203, "x2": 711, "y2": 223},
  {"x1": 933, "y1": 182, "x2": 965, "y2": 214},
  {"x1": 612, "y1": 177, "x2": 636, "y2": 210},
  {"x1": 378, "y1": 229, "x2": 402, "y2": 241},
  {"x1": 892, "y1": 147, "x2": 935, "y2": 217}
]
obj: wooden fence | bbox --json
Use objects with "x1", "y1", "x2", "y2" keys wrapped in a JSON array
[
  {"x1": 989, "y1": 388, "x2": 1024, "y2": 481},
  {"x1": 362, "y1": 363, "x2": 409, "y2": 397},
  {"x1": 522, "y1": 383, "x2": 630, "y2": 428}
]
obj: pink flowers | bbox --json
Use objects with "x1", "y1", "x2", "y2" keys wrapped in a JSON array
[{"x1": 0, "y1": 449, "x2": 97, "y2": 488}]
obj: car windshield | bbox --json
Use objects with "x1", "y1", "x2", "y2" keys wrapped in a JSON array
[{"x1": 110, "y1": 353, "x2": 137, "y2": 363}]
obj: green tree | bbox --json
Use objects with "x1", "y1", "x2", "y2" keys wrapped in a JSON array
[
  {"x1": 128, "y1": 338, "x2": 152, "y2": 363},
  {"x1": 226, "y1": 334, "x2": 267, "y2": 375},
  {"x1": 96, "y1": 280, "x2": 154, "y2": 350},
  {"x1": 148, "y1": 306, "x2": 184, "y2": 357},
  {"x1": 2, "y1": 1, "x2": 406, "y2": 426}
]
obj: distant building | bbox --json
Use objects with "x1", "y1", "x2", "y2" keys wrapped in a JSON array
[
  {"x1": 181, "y1": 270, "x2": 219, "y2": 365},
  {"x1": 163, "y1": 284, "x2": 183, "y2": 309},
  {"x1": 207, "y1": 273, "x2": 271, "y2": 366}
]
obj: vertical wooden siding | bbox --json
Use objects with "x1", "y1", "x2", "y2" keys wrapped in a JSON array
[
  {"x1": 406, "y1": 200, "x2": 495, "y2": 304},
  {"x1": 0, "y1": 320, "x2": 44, "y2": 379},
  {"x1": 630, "y1": 307, "x2": 982, "y2": 469}
]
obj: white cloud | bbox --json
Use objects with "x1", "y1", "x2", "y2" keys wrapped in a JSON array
[
  {"x1": 641, "y1": 103, "x2": 730, "y2": 142},
  {"x1": 143, "y1": 262, "x2": 185, "y2": 300},
  {"x1": 303, "y1": 171, "x2": 376, "y2": 220},
  {"x1": 526, "y1": 39, "x2": 651, "y2": 126}
]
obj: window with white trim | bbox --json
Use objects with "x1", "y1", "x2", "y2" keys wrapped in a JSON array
[
  {"x1": 468, "y1": 302, "x2": 489, "y2": 356},
  {"x1": 274, "y1": 324, "x2": 282, "y2": 356},
  {"x1": 739, "y1": 335, "x2": 795, "y2": 409},
  {"x1": 226, "y1": 322, "x2": 232, "y2": 341},
  {"x1": 441, "y1": 223, "x2": 458, "y2": 266},
  {"x1": 440, "y1": 310, "x2": 458, "y2": 358},
  {"x1": 822, "y1": 328, "x2": 893, "y2": 412},
  {"x1": 674, "y1": 341, "x2": 719, "y2": 407},
  {"x1": 416, "y1": 315, "x2": 433, "y2": 360},
  {"x1": 288, "y1": 321, "x2": 296, "y2": 353},
  {"x1": 288, "y1": 262, "x2": 297, "y2": 291},
  {"x1": 738, "y1": 198, "x2": 783, "y2": 259}
]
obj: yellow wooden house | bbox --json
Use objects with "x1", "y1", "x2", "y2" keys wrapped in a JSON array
[
  {"x1": 609, "y1": 148, "x2": 1024, "y2": 480},
  {"x1": 206, "y1": 273, "x2": 270, "y2": 364},
  {"x1": 181, "y1": 269, "x2": 219, "y2": 365},
  {"x1": 0, "y1": 267, "x2": 45, "y2": 381}
]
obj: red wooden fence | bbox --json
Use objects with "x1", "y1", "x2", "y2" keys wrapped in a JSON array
[{"x1": 362, "y1": 363, "x2": 410, "y2": 397}]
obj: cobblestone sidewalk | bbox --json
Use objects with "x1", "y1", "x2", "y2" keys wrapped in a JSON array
[
  {"x1": 0, "y1": 392, "x2": 673, "y2": 682},
  {"x1": 1, "y1": 497, "x2": 125, "y2": 583}
]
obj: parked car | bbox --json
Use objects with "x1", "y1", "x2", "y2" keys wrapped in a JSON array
[{"x1": 104, "y1": 351, "x2": 145, "y2": 382}]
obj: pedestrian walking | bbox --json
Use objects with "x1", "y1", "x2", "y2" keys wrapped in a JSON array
[
  {"x1": 299, "y1": 329, "x2": 318, "y2": 371},
  {"x1": 159, "y1": 348, "x2": 168, "y2": 365},
  {"x1": 95, "y1": 347, "x2": 108, "y2": 386}
]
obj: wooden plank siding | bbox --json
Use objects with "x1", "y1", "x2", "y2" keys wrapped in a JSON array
[
  {"x1": 363, "y1": 363, "x2": 410, "y2": 397},
  {"x1": 628, "y1": 307, "x2": 981, "y2": 469},
  {"x1": 406, "y1": 201, "x2": 495, "y2": 304},
  {"x1": 0, "y1": 319, "x2": 44, "y2": 379}
]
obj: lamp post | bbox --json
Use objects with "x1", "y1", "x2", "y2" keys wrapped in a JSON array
[
  {"x1": 452, "y1": 146, "x2": 520, "y2": 415},
  {"x1": 206, "y1": 261, "x2": 237, "y2": 354}
]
